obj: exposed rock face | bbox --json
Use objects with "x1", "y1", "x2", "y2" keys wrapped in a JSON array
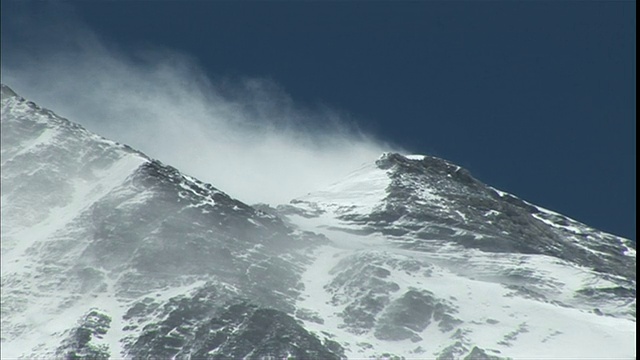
[
  {"x1": 374, "y1": 289, "x2": 462, "y2": 341},
  {"x1": 56, "y1": 309, "x2": 112, "y2": 360},
  {"x1": 1, "y1": 85, "x2": 635, "y2": 359},
  {"x1": 125, "y1": 292, "x2": 342, "y2": 359}
]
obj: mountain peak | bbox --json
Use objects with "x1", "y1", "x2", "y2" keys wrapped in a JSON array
[
  {"x1": 287, "y1": 150, "x2": 635, "y2": 280},
  {"x1": 378, "y1": 152, "x2": 472, "y2": 179}
]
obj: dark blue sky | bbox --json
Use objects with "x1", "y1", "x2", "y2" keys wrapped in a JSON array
[{"x1": 2, "y1": 1, "x2": 636, "y2": 240}]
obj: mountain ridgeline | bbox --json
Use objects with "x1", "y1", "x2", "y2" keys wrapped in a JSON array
[{"x1": 1, "y1": 84, "x2": 635, "y2": 359}]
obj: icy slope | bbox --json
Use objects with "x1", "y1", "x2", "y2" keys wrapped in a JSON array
[{"x1": 273, "y1": 153, "x2": 636, "y2": 359}]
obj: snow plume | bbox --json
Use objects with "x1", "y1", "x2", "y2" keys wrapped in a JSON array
[{"x1": 1, "y1": 3, "x2": 395, "y2": 205}]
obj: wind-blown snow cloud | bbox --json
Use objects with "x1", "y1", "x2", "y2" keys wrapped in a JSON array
[{"x1": 1, "y1": 4, "x2": 395, "y2": 205}]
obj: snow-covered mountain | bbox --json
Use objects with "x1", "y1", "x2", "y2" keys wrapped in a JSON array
[
  {"x1": 1, "y1": 84, "x2": 635, "y2": 359},
  {"x1": 1, "y1": 84, "x2": 335, "y2": 359},
  {"x1": 270, "y1": 153, "x2": 635, "y2": 358}
]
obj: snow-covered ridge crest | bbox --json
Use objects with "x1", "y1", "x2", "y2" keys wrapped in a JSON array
[
  {"x1": 289, "y1": 150, "x2": 634, "y2": 279},
  {"x1": 2, "y1": 85, "x2": 338, "y2": 359}
]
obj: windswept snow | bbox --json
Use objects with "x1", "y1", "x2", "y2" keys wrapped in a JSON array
[
  {"x1": 295, "y1": 160, "x2": 391, "y2": 216},
  {"x1": 404, "y1": 154, "x2": 426, "y2": 160}
]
